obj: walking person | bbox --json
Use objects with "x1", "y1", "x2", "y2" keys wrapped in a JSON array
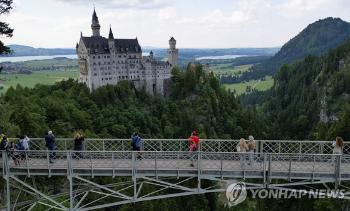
[
  {"x1": 45, "y1": 130, "x2": 56, "y2": 163},
  {"x1": 237, "y1": 138, "x2": 248, "y2": 167},
  {"x1": 73, "y1": 131, "x2": 85, "y2": 159},
  {"x1": 247, "y1": 135, "x2": 256, "y2": 165},
  {"x1": 188, "y1": 131, "x2": 200, "y2": 167},
  {"x1": 131, "y1": 133, "x2": 143, "y2": 159}
]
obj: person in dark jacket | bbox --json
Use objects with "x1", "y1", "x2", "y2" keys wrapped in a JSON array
[
  {"x1": 131, "y1": 133, "x2": 143, "y2": 159},
  {"x1": 45, "y1": 130, "x2": 56, "y2": 163},
  {"x1": 73, "y1": 131, "x2": 85, "y2": 159},
  {"x1": 0, "y1": 135, "x2": 9, "y2": 159}
]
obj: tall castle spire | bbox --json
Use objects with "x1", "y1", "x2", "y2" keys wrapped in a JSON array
[
  {"x1": 91, "y1": 9, "x2": 101, "y2": 37},
  {"x1": 108, "y1": 25, "x2": 114, "y2": 39}
]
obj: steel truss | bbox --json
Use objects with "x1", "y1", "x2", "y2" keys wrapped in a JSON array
[{"x1": 3, "y1": 174, "x2": 350, "y2": 211}]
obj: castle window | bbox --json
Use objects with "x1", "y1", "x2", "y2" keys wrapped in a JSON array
[
  {"x1": 98, "y1": 56, "x2": 100, "y2": 59},
  {"x1": 93, "y1": 56, "x2": 95, "y2": 59}
]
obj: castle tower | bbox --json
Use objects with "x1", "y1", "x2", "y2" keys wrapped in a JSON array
[
  {"x1": 91, "y1": 9, "x2": 101, "y2": 37},
  {"x1": 167, "y1": 37, "x2": 178, "y2": 67},
  {"x1": 108, "y1": 26, "x2": 115, "y2": 50}
]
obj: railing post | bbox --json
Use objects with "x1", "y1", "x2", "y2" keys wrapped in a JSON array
[
  {"x1": 132, "y1": 151, "x2": 137, "y2": 202},
  {"x1": 335, "y1": 155, "x2": 341, "y2": 189},
  {"x1": 112, "y1": 152, "x2": 115, "y2": 178},
  {"x1": 267, "y1": 154, "x2": 271, "y2": 188},
  {"x1": 155, "y1": 152, "x2": 158, "y2": 179},
  {"x1": 220, "y1": 153, "x2": 223, "y2": 179},
  {"x1": 263, "y1": 153, "x2": 266, "y2": 185},
  {"x1": 3, "y1": 151, "x2": 11, "y2": 211},
  {"x1": 102, "y1": 140, "x2": 105, "y2": 152},
  {"x1": 47, "y1": 150, "x2": 51, "y2": 177},
  {"x1": 68, "y1": 174, "x2": 74, "y2": 210},
  {"x1": 26, "y1": 152, "x2": 30, "y2": 177},
  {"x1": 197, "y1": 150, "x2": 201, "y2": 192}
]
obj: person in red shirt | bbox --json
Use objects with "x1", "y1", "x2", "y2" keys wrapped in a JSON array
[{"x1": 188, "y1": 131, "x2": 200, "y2": 167}]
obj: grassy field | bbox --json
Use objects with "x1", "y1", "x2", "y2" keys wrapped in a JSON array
[
  {"x1": 212, "y1": 64, "x2": 252, "y2": 76},
  {"x1": 0, "y1": 70, "x2": 78, "y2": 94},
  {"x1": 223, "y1": 76, "x2": 274, "y2": 95}
]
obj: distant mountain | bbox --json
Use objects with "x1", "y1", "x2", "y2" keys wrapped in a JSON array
[
  {"x1": 264, "y1": 38, "x2": 350, "y2": 139},
  {"x1": 2, "y1": 44, "x2": 279, "y2": 60},
  {"x1": 241, "y1": 17, "x2": 350, "y2": 81},
  {"x1": 1, "y1": 45, "x2": 76, "y2": 57}
]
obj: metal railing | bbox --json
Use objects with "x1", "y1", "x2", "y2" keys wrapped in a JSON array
[
  {"x1": 2, "y1": 150, "x2": 349, "y2": 181},
  {"x1": 9, "y1": 138, "x2": 349, "y2": 154}
]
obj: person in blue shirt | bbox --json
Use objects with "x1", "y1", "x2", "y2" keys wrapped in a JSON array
[
  {"x1": 131, "y1": 132, "x2": 143, "y2": 160},
  {"x1": 131, "y1": 133, "x2": 142, "y2": 151}
]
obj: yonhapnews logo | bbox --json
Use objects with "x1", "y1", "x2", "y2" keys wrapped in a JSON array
[{"x1": 226, "y1": 182, "x2": 247, "y2": 207}]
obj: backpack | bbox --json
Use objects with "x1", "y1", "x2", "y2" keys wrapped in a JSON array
[{"x1": 16, "y1": 140, "x2": 25, "y2": 150}]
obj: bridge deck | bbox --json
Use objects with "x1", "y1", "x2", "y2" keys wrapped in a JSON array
[{"x1": 2, "y1": 151, "x2": 350, "y2": 181}]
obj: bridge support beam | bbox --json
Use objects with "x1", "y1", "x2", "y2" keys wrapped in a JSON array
[{"x1": 6, "y1": 175, "x2": 10, "y2": 211}]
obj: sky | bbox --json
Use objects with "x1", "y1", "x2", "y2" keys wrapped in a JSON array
[{"x1": 2, "y1": 0, "x2": 350, "y2": 48}]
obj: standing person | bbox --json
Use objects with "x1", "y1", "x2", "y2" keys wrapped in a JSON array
[
  {"x1": 237, "y1": 138, "x2": 248, "y2": 167},
  {"x1": 247, "y1": 135, "x2": 256, "y2": 165},
  {"x1": 22, "y1": 135, "x2": 30, "y2": 151},
  {"x1": 74, "y1": 131, "x2": 85, "y2": 159},
  {"x1": 45, "y1": 131, "x2": 56, "y2": 163},
  {"x1": 131, "y1": 133, "x2": 143, "y2": 159},
  {"x1": 9, "y1": 141, "x2": 20, "y2": 166},
  {"x1": 333, "y1": 136, "x2": 344, "y2": 154},
  {"x1": 0, "y1": 135, "x2": 9, "y2": 150},
  {"x1": 188, "y1": 131, "x2": 200, "y2": 167},
  {"x1": 0, "y1": 135, "x2": 9, "y2": 158}
]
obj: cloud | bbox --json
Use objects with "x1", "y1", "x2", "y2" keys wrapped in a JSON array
[{"x1": 55, "y1": 0, "x2": 172, "y2": 9}]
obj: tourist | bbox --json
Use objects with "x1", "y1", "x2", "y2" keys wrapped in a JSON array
[
  {"x1": 332, "y1": 136, "x2": 344, "y2": 154},
  {"x1": 188, "y1": 131, "x2": 200, "y2": 167},
  {"x1": 131, "y1": 132, "x2": 143, "y2": 159},
  {"x1": 0, "y1": 135, "x2": 9, "y2": 159},
  {"x1": 73, "y1": 131, "x2": 85, "y2": 159},
  {"x1": 237, "y1": 138, "x2": 248, "y2": 167},
  {"x1": 45, "y1": 130, "x2": 56, "y2": 163},
  {"x1": 9, "y1": 141, "x2": 20, "y2": 166},
  {"x1": 247, "y1": 135, "x2": 256, "y2": 165},
  {"x1": 0, "y1": 135, "x2": 9, "y2": 150},
  {"x1": 22, "y1": 135, "x2": 30, "y2": 151}
]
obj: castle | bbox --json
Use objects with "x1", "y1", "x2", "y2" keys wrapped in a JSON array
[{"x1": 76, "y1": 9, "x2": 178, "y2": 94}]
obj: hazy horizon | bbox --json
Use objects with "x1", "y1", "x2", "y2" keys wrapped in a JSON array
[{"x1": 2, "y1": 0, "x2": 350, "y2": 48}]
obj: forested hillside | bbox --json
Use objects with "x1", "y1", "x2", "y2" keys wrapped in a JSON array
[
  {"x1": 1, "y1": 63, "x2": 348, "y2": 210},
  {"x1": 263, "y1": 39, "x2": 350, "y2": 140},
  {"x1": 0, "y1": 64, "x2": 268, "y2": 141},
  {"x1": 240, "y1": 17, "x2": 350, "y2": 81}
]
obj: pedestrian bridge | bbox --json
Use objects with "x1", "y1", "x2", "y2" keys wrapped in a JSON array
[{"x1": 1, "y1": 139, "x2": 350, "y2": 210}]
